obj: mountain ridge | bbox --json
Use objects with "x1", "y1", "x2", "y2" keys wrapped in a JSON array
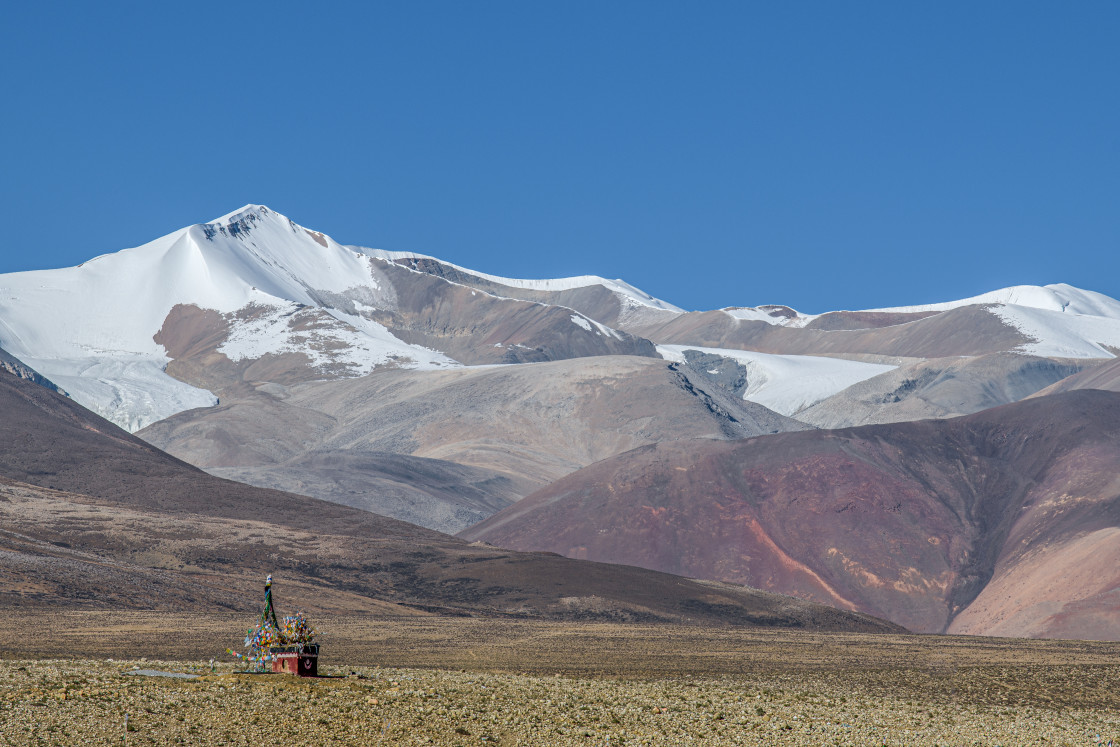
[{"x1": 3, "y1": 204, "x2": 1119, "y2": 434}]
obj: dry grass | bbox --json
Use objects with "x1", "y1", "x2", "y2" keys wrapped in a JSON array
[{"x1": 1, "y1": 612, "x2": 1118, "y2": 745}]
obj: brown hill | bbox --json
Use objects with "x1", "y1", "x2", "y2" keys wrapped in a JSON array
[
  {"x1": 464, "y1": 390, "x2": 1120, "y2": 639},
  {"x1": 0, "y1": 368, "x2": 896, "y2": 632}
]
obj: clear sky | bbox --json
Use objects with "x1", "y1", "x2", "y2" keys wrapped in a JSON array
[{"x1": 1, "y1": 2, "x2": 1117, "y2": 313}]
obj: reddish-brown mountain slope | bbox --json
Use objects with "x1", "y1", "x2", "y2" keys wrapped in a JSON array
[{"x1": 465, "y1": 390, "x2": 1120, "y2": 639}]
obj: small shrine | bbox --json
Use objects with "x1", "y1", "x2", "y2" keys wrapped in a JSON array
[{"x1": 228, "y1": 574, "x2": 319, "y2": 676}]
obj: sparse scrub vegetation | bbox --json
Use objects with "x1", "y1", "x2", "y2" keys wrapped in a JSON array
[{"x1": 0, "y1": 613, "x2": 1117, "y2": 745}]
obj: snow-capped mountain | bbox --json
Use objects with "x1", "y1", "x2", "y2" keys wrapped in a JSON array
[
  {"x1": 862, "y1": 284, "x2": 1120, "y2": 358},
  {"x1": 0, "y1": 205, "x2": 660, "y2": 431},
  {"x1": 0, "y1": 206, "x2": 463, "y2": 430},
  {"x1": 5, "y1": 201, "x2": 1120, "y2": 622},
  {"x1": 643, "y1": 285, "x2": 1120, "y2": 419},
  {"x1": 3, "y1": 203, "x2": 1120, "y2": 435},
  {"x1": 714, "y1": 283, "x2": 1120, "y2": 330}
]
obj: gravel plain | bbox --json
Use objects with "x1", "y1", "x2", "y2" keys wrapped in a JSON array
[
  {"x1": 2, "y1": 659, "x2": 1118, "y2": 746},
  {"x1": 1, "y1": 613, "x2": 1118, "y2": 746}
]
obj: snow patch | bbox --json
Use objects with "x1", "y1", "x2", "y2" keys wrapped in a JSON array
[
  {"x1": 658, "y1": 344, "x2": 896, "y2": 416},
  {"x1": 569, "y1": 314, "x2": 594, "y2": 333},
  {"x1": 220, "y1": 303, "x2": 456, "y2": 374},
  {"x1": 990, "y1": 306, "x2": 1120, "y2": 359}
]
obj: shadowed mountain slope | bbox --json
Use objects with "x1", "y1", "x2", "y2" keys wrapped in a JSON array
[
  {"x1": 208, "y1": 450, "x2": 523, "y2": 534},
  {"x1": 0, "y1": 368, "x2": 897, "y2": 632},
  {"x1": 464, "y1": 390, "x2": 1120, "y2": 639},
  {"x1": 1032, "y1": 356, "x2": 1120, "y2": 396},
  {"x1": 0, "y1": 364, "x2": 439, "y2": 538}
]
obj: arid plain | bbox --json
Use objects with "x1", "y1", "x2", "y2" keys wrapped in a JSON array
[{"x1": 2, "y1": 612, "x2": 1118, "y2": 746}]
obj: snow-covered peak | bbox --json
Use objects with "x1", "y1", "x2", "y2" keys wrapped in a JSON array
[
  {"x1": 209, "y1": 203, "x2": 272, "y2": 225},
  {"x1": 0, "y1": 204, "x2": 456, "y2": 431},
  {"x1": 860, "y1": 284, "x2": 1120, "y2": 318},
  {"x1": 851, "y1": 284, "x2": 1120, "y2": 358}
]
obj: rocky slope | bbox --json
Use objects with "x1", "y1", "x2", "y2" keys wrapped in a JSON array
[
  {"x1": 794, "y1": 353, "x2": 1094, "y2": 428},
  {"x1": 622, "y1": 284, "x2": 1120, "y2": 360},
  {"x1": 139, "y1": 356, "x2": 807, "y2": 532}
]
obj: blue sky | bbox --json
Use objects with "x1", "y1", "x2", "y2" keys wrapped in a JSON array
[{"x1": 1, "y1": 2, "x2": 1117, "y2": 313}]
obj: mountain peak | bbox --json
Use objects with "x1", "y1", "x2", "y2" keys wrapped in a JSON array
[
  {"x1": 209, "y1": 204, "x2": 275, "y2": 225},
  {"x1": 199, "y1": 205, "x2": 283, "y2": 242}
]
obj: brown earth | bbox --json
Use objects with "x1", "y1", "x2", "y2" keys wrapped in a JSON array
[
  {"x1": 464, "y1": 389, "x2": 1120, "y2": 639},
  {"x1": 0, "y1": 368, "x2": 895, "y2": 633},
  {"x1": 803, "y1": 309, "x2": 941, "y2": 330}
]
